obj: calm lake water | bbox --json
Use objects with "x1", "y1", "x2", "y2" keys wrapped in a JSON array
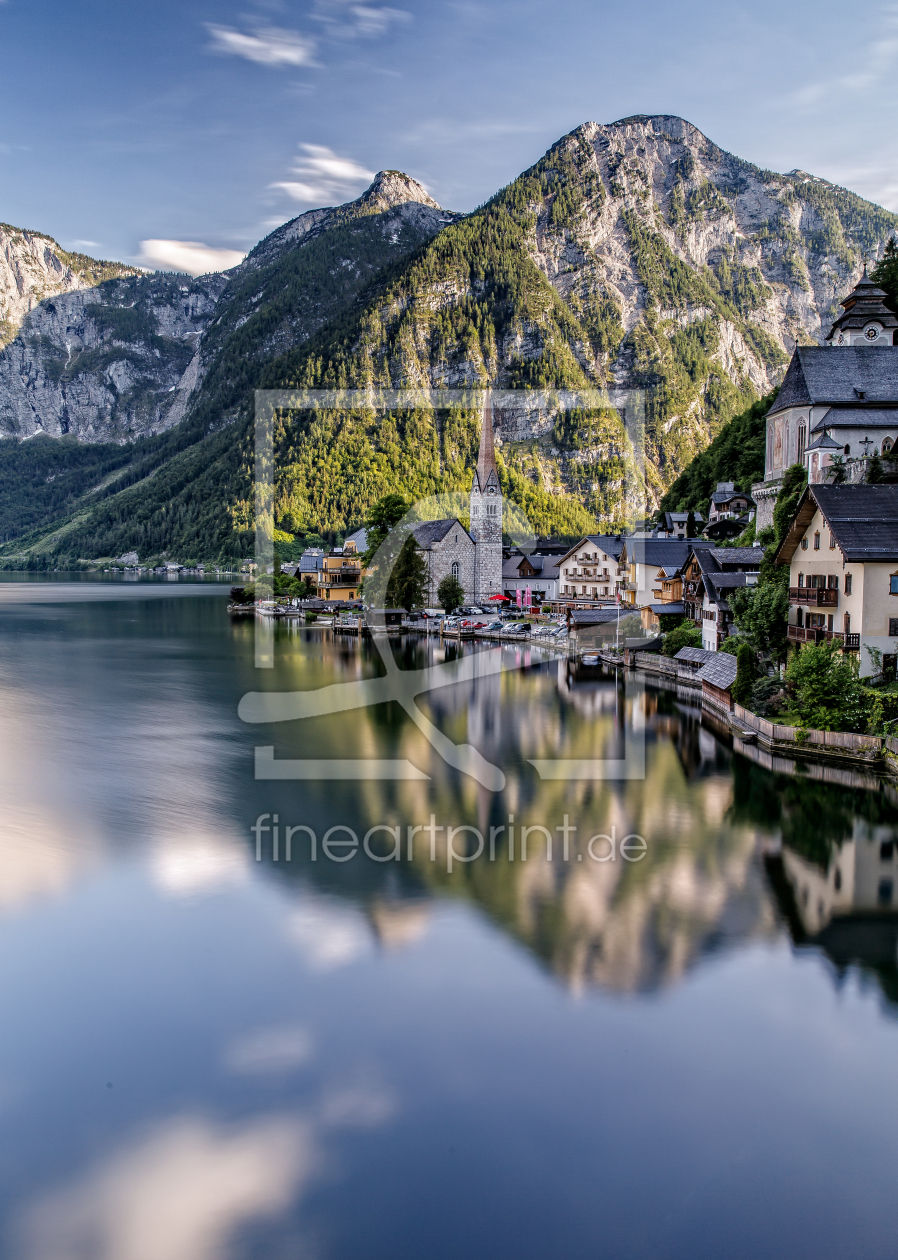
[{"x1": 0, "y1": 581, "x2": 895, "y2": 1260}]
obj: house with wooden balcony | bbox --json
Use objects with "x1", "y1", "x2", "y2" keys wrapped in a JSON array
[
  {"x1": 679, "y1": 545, "x2": 764, "y2": 651},
  {"x1": 305, "y1": 536, "x2": 367, "y2": 601},
  {"x1": 557, "y1": 535, "x2": 626, "y2": 603},
  {"x1": 774, "y1": 483, "x2": 898, "y2": 675}
]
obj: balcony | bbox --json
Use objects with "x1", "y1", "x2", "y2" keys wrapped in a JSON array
[
  {"x1": 789, "y1": 587, "x2": 838, "y2": 607},
  {"x1": 788, "y1": 624, "x2": 859, "y2": 649}
]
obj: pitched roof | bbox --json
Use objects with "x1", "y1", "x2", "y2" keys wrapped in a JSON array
[
  {"x1": 557, "y1": 533, "x2": 626, "y2": 565},
  {"x1": 344, "y1": 526, "x2": 368, "y2": 551},
  {"x1": 775, "y1": 483, "x2": 898, "y2": 564},
  {"x1": 805, "y1": 431, "x2": 843, "y2": 452},
  {"x1": 411, "y1": 519, "x2": 470, "y2": 549},
  {"x1": 674, "y1": 646, "x2": 719, "y2": 665},
  {"x1": 648, "y1": 602, "x2": 684, "y2": 614},
  {"x1": 569, "y1": 608, "x2": 621, "y2": 625},
  {"x1": 696, "y1": 653, "x2": 739, "y2": 691},
  {"x1": 622, "y1": 538, "x2": 699, "y2": 568},
  {"x1": 812, "y1": 406, "x2": 898, "y2": 431},
  {"x1": 708, "y1": 546, "x2": 764, "y2": 567},
  {"x1": 768, "y1": 347, "x2": 898, "y2": 416},
  {"x1": 710, "y1": 486, "x2": 750, "y2": 504}
]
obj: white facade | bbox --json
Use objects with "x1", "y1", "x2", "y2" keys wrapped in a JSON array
[
  {"x1": 786, "y1": 499, "x2": 898, "y2": 676},
  {"x1": 557, "y1": 538, "x2": 623, "y2": 601}
]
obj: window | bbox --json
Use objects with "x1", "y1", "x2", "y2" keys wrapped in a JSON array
[
  {"x1": 883, "y1": 438, "x2": 893, "y2": 454},
  {"x1": 796, "y1": 608, "x2": 803, "y2": 627},
  {"x1": 890, "y1": 618, "x2": 898, "y2": 637},
  {"x1": 844, "y1": 444, "x2": 850, "y2": 455},
  {"x1": 487, "y1": 504, "x2": 497, "y2": 516},
  {"x1": 827, "y1": 575, "x2": 838, "y2": 590},
  {"x1": 797, "y1": 424, "x2": 806, "y2": 463},
  {"x1": 829, "y1": 533, "x2": 836, "y2": 549},
  {"x1": 844, "y1": 613, "x2": 850, "y2": 634},
  {"x1": 813, "y1": 532, "x2": 820, "y2": 550},
  {"x1": 845, "y1": 574, "x2": 852, "y2": 595},
  {"x1": 891, "y1": 574, "x2": 898, "y2": 596},
  {"x1": 451, "y1": 562, "x2": 459, "y2": 580},
  {"x1": 834, "y1": 868, "x2": 842, "y2": 891},
  {"x1": 801, "y1": 538, "x2": 808, "y2": 550},
  {"x1": 798, "y1": 573, "x2": 804, "y2": 587}
]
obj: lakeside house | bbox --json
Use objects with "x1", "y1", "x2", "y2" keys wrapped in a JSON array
[
  {"x1": 775, "y1": 483, "x2": 898, "y2": 677},
  {"x1": 556, "y1": 535, "x2": 626, "y2": 603},
  {"x1": 501, "y1": 551, "x2": 561, "y2": 604}
]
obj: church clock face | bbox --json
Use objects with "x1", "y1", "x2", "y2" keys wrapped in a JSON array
[
  {"x1": 865, "y1": 325, "x2": 879, "y2": 340},
  {"x1": 488, "y1": 486, "x2": 496, "y2": 494}
]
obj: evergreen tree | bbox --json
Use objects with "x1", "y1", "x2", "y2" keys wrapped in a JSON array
[
  {"x1": 686, "y1": 510, "x2": 696, "y2": 538},
  {"x1": 732, "y1": 642, "x2": 754, "y2": 705},
  {"x1": 437, "y1": 573, "x2": 465, "y2": 612},
  {"x1": 871, "y1": 236, "x2": 898, "y2": 311},
  {"x1": 386, "y1": 536, "x2": 429, "y2": 610},
  {"x1": 363, "y1": 494, "x2": 410, "y2": 565}
]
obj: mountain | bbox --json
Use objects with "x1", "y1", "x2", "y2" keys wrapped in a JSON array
[
  {"x1": 0, "y1": 223, "x2": 140, "y2": 349},
  {"x1": 1, "y1": 116, "x2": 897, "y2": 565}
]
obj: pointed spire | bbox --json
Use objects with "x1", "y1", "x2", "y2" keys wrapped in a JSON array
[{"x1": 475, "y1": 390, "x2": 498, "y2": 490}]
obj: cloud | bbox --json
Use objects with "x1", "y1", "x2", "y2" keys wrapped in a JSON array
[
  {"x1": 788, "y1": 5, "x2": 898, "y2": 109},
  {"x1": 137, "y1": 240, "x2": 245, "y2": 276},
  {"x1": 206, "y1": 23, "x2": 317, "y2": 66},
  {"x1": 224, "y1": 1025, "x2": 313, "y2": 1075},
  {"x1": 271, "y1": 143, "x2": 375, "y2": 206},
  {"x1": 69, "y1": 239, "x2": 100, "y2": 249},
  {"x1": 287, "y1": 899, "x2": 373, "y2": 970},
  {"x1": 312, "y1": 0, "x2": 412, "y2": 39},
  {"x1": 17, "y1": 1115, "x2": 312, "y2": 1260},
  {"x1": 150, "y1": 836, "x2": 250, "y2": 897}
]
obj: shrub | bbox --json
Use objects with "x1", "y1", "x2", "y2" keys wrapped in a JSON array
[
  {"x1": 662, "y1": 621, "x2": 702, "y2": 657},
  {"x1": 784, "y1": 641, "x2": 867, "y2": 732}
]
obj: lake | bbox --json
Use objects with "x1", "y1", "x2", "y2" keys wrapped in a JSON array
[{"x1": 0, "y1": 581, "x2": 895, "y2": 1260}]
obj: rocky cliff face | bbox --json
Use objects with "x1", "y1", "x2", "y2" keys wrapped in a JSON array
[
  {"x1": 0, "y1": 172, "x2": 454, "y2": 442},
  {"x1": 0, "y1": 225, "x2": 140, "y2": 348}
]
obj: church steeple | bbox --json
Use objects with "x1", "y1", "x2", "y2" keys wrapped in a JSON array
[
  {"x1": 826, "y1": 266, "x2": 897, "y2": 346},
  {"x1": 470, "y1": 390, "x2": 503, "y2": 604},
  {"x1": 474, "y1": 390, "x2": 499, "y2": 491}
]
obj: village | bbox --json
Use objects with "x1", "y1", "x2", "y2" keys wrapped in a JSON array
[{"x1": 230, "y1": 268, "x2": 898, "y2": 770}]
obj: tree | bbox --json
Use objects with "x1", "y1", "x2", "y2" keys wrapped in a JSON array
[
  {"x1": 686, "y1": 510, "x2": 696, "y2": 538},
  {"x1": 772, "y1": 462, "x2": 808, "y2": 546},
  {"x1": 871, "y1": 236, "x2": 898, "y2": 311},
  {"x1": 784, "y1": 640, "x2": 868, "y2": 732},
  {"x1": 868, "y1": 450, "x2": 884, "y2": 484},
  {"x1": 662, "y1": 621, "x2": 702, "y2": 657},
  {"x1": 362, "y1": 494, "x2": 410, "y2": 566},
  {"x1": 386, "y1": 536, "x2": 429, "y2": 610},
  {"x1": 437, "y1": 573, "x2": 465, "y2": 612},
  {"x1": 730, "y1": 582, "x2": 790, "y2": 659},
  {"x1": 826, "y1": 453, "x2": 847, "y2": 484},
  {"x1": 732, "y1": 642, "x2": 754, "y2": 705}
]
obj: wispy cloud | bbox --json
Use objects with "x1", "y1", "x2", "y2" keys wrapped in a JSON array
[
  {"x1": 206, "y1": 24, "x2": 317, "y2": 67},
  {"x1": 137, "y1": 240, "x2": 246, "y2": 276},
  {"x1": 789, "y1": 5, "x2": 898, "y2": 108},
  {"x1": 312, "y1": 0, "x2": 411, "y2": 40},
  {"x1": 224, "y1": 1024, "x2": 313, "y2": 1075},
  {"x1": 271, "y1": 143, "x2": 375, "y2": 205}
]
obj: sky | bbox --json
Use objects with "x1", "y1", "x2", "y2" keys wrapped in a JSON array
[{"x1": 1, "y1": 0, "x2": 897, "y2": 272}]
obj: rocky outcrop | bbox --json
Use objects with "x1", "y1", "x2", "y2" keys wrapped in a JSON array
[
  {"x1": 0, "y1": 175, "x2": 455, "y2": 443},
  {"x1": 0, "y1": 225, "x2": 140, "y2": 348}
]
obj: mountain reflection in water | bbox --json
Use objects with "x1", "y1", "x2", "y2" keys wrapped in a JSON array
[{"x1": 0, "y1": 590, "x2": 896, "y2": 1260}]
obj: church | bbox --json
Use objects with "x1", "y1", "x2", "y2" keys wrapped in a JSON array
[
  {"x1": 759, "y1": 270, "x2": 898, "y2": 502},
  {"x1": 411, "y1": 393, "x2": 504, "y2": 606}
]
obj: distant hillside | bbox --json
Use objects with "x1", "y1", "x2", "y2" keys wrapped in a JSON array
[
  {"x1": 658, "y1": 393, "x2": 775, "y2": 516},
  {"x1": 2, "y1": 115, "x2": 898, "y2": 565}
]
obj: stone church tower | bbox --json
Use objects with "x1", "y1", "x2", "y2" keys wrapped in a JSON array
[{"x1": 470, "y1": 392, "x2": 503, "y2": 604}]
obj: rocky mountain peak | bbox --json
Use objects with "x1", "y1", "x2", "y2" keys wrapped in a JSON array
[{"x1": 357, "y1": 170, "x2": 442, "y2": 212}]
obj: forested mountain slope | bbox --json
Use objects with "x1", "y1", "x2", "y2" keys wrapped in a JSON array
[{"x1": 2, "y1": 115, "x2": 897, "y2": 564}]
